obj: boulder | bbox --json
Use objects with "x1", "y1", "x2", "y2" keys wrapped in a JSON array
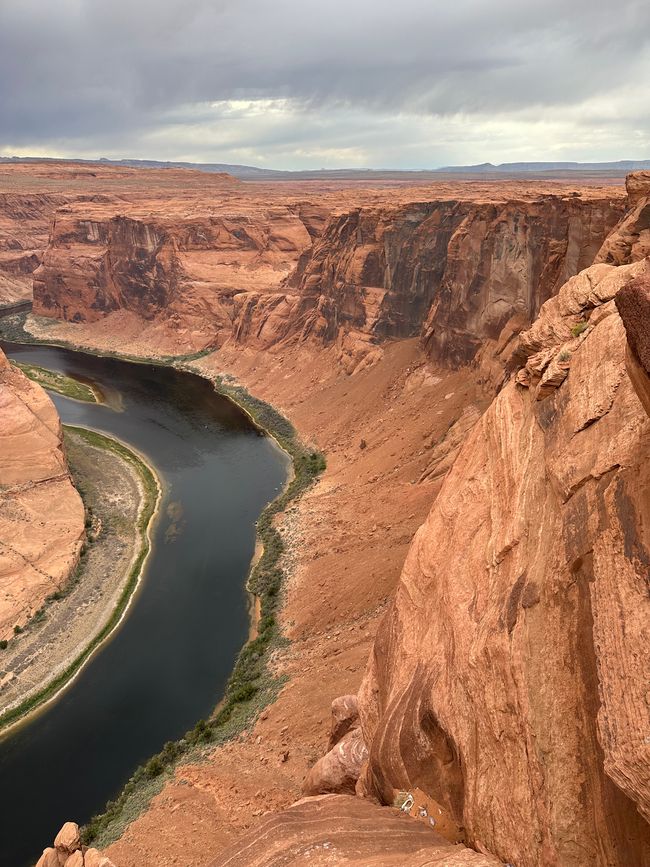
[{"x1": 303, "y1": 727, "x2": 368, "y2": 796}]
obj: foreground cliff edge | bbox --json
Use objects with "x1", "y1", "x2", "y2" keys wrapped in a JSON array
[{"x1": 17, "y1": 170, "x2": 650, "y2": 865}]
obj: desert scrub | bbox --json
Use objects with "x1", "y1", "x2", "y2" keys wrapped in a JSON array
[
  {"x1": 11, "y1": 360, "x2": 97, "y2": 402},
  {"x1": 571, "y1": 319, "x2": 589, "y2": 337},
  {"x1": 558, "y1": 350, "x2": 571, "y2": 362},
  {"x1": 0, "y1": 426, "x2": 159, "y2": 733},
  {"x1": 83, "y1": 378, "x2": 325, "y2": 849}
]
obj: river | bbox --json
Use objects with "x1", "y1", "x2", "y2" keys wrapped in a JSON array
[{"x1": 0, "y1": 341, "x2": 289, "y2": 867}]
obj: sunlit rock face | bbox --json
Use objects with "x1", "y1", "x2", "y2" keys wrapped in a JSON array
[
  {"x1": 356, "y1": 180, "x2": 650, "y2": 866},
  {"x1": 0, "y1": 349, "x2": 85, "y2": 641},
  {"x1": 31, "y1": 177, "x2": 623, "y2": 371}
]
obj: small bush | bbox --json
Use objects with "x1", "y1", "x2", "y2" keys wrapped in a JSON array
[
  {"x1": 558, "y1": 350, "x2": 571, "y2": 362},
  {"x1": 571, "y1": 320, "x2": 589, "y2": 337},
  {"x1": 13, "y1": 624, "x2": 23, "y2": 635},
  {"x1": 0, "y1": 640, "x2": 8, "y2": 650},
  {"x1": 144, "y1": 756, "x2": 164, "y2": 778}
]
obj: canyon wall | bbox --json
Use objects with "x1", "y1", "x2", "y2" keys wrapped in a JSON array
[
  {"x1": 0, "y1": 349, "x2": 85, "y2": 641},
  {"x1": 0, "y1": 193, "x2": 67, "y2": 305},
  {"x1": 30, "y1": 182, "x2": 624, "y2": 369},
  {"x1": 276, "y1": 195, "x2": 624, "y2": 369},
  {"x1": 15, "y1": 165, "x2": 649, "y2": 865},
  {"x1": 32, "y1": 202, "x2": 328, "y2": 353},
  {"x1": 355, "y1": 176, "x2": 650, "y2": 866}
]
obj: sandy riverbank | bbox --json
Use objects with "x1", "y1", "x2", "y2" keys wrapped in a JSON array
[{"x1": 0, "y1": 425, "x2": 160, "y2": 733}]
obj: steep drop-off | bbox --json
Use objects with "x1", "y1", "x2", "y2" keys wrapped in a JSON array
[
  {"x1": 14, "y1": 167, "x2": 649, "y2": 866},
  {"x1": 0, "y1": 348, "x2": 85, "y2": 642},
  {"x1": 30, "y1": 177, "x2": 624, "y2": 369},
  {"x1": 275, "y1": 195, "x2": 624, "y2": 370},
  {"x1": 355, "y1": 178, "x2": 650, "y2": 866}
]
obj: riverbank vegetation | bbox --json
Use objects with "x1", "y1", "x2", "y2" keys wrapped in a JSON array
[
  {"x1": 0, "y1": 312, "x2": 326, "y2": 847},
  {"x1": 0, "y1": 426, "x2": 158, "y2": 733},
  {"x1": 11, "y1": 360, "x2": 97, "y2": 402},
  {"x1": 84, "y1": 374, "x2": 325, "y2": 848}
]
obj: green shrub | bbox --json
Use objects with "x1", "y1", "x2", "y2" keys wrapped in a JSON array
[
  {"x1": 0, "y1": 640, "x2": 8, "y2": 650},
  {"x1": 571, "y1": 320, "x2": 589, "y2": 337}
]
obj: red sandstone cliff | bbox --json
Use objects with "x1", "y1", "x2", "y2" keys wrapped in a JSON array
[
  {"x1": 30, "y1": 180, "x2": 624, "y2": 369},
  {"x1": 33, "y1": 202, "x2": 327, "y2": 354},
  {"x1": 274, "y1": 195, "x2": 623, "y2": 370},
  {"x1": 353, "y1": 177, "x2": 650, "y2": 865},
  {"x1": 16, "y1": 167, "x2": 650, "y2": 866},
  {"x1": 0, "y1": 349, "x2": 85, "y2": 641}
]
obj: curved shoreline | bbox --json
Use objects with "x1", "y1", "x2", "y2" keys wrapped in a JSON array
[
  {"x1": 0, "y1": 321, "x2": 325, "y2": 848},
  {"x1": 0, "y1": 424, "x2": 162, "y2": 737}
]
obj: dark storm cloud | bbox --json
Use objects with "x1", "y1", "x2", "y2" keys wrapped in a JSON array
[{"x1": 1, "y1": 0, "x2": 649, "y2": 166}]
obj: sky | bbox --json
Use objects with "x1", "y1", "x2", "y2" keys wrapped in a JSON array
[{"x1": 1, "y1": 0, "x2": 649, "y2": 170}]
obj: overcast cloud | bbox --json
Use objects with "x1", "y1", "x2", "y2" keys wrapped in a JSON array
[{"x1": 1, "y1": 0, "x2": 649, "y2": 168}]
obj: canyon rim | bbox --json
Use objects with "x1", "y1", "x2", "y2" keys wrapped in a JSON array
[{"x1": 1, "y1": 1, "x2": 650, "y2": 865}]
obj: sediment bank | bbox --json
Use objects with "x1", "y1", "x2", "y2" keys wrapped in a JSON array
[{"x1": 0, "y1": 425, "x2": 159, "y2": 734}]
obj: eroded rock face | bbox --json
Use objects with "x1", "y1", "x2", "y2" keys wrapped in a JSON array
[
  {"x1": 276, "y1": 195, "x2": 623, "y2": 368},
  {"x1": 33, "y1": 202, "x2": 321, "y2": 352},
  {"x1": 0, "y1": 350, "x2": 85, "y2": 640},
  {"x1": 0, "y1": 193, "x2": 67, "y2": 304},
  {"x1": 30, "y1": 182, "x2": 624, "y2": 369},
  {"x1": 596, "y1": 171, "x2": 650, "y2": 265},
  {"x1": 356, "y1": 255, "x2": 650, "y2": 864},
  {"x1": 209, "y1": 794, "x2": 501, "y2": 866}
]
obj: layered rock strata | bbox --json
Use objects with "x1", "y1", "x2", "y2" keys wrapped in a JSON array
[
  {"x1": 0, "y1": 349, "x2": 85, "y2": 640},
  {"x1": 29, "y1": 171, "x2": 624, "y2": 368},
  {"x1": 209, "y1": 794, "x2": 501, "y2": 866},
  {"x1": 355, "y1": 181, "x2": 650, "y2": 865},
  {"x1": 280, "y1": 195, "x2": 624, "y2": 369}
]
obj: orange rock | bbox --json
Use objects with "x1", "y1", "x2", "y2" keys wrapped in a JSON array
[
  {"x1": 34, "y1": 849, "x2": 59, "y2": 867},
  {"x1": 83, "y1": 850, "x2": 116, "y2": 867},
  {"x1": 302, "y1": 727, "x2": 368, "y2": 796},
  {"x1": 357, "y1": 212, "x2": 650, "y2": 863},
  {"x1": 328, "y1": 694, "x2": 359, "y2": 749},
  {"x1": 0, "y1": 351, "x2": 85, "y2": 640},
  {"x1": 209, "y1": 794, "x2": 500, "y2": 866},
  {"x1": 53, "y1": 822, "x2": 80, "y2": 854}
]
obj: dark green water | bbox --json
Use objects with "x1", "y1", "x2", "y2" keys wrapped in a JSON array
[{"x1": 0, "y1": 342, "x2": 289, "y2": 867}]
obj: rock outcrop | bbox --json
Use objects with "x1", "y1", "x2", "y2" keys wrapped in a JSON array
[
  {"x1": 28, "y1": 169, "x2": 624, "y2": 368},
  {"x1": 355, "y1": 188, "x2": 650, "y2": 862},
  {"x1": 209, "y1": 794, "x2": 501, "y2": 866},
  {"x1": 596, "y1": 171, "x2": 650, "y2": 265},
  {"x1": 278, "y1": 196, "x2": 623, "y2": 369},
  {"x1": 0, "y1": 349, "x2": 85, "y2": 640},
  {"x1": 35, "y1": 822, "x2": 115, "y2": 867},
  {"x1": 33, "y1": 202, "x2": 324, "y2": 353}
]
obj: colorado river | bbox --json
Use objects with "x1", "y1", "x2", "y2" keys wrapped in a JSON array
[{"x1": 0, "y1": 341, "x2": 289, "y2": 867}]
